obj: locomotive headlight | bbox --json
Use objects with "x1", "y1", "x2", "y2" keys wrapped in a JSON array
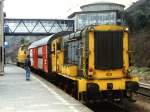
[{"x1": 125, "y1": 28, "x2": 129, "y2": 31}]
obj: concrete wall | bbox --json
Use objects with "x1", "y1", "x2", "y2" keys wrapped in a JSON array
[{"x1": 0, "y1": 0, "x2": 4, "y2": 75}]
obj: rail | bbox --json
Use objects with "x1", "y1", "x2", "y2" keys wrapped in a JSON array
[
  {"x1": 136, "y1": 82, "x2": 150, "y2": 97},
  {"x1": 139, "y1": 83, "x2": 150, "y2": 89}
]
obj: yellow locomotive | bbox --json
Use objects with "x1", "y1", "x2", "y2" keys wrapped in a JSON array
[
  {"x1": 51, "y1": 25, "x2": 139, "y2": 101},
  {"x1": 17, "y1": 44, "x2": 28, "y2": 66},
  {"x1": 29, "y1": 24, "x2": 139, "y2": 102}
]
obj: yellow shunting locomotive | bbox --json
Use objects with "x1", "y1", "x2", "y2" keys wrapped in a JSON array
[
  {"x1": 17, "y1": 44, "x2": 28, "y2": 66},
  {"x1": 29, "y1": 24, "x2": 139, "y2": 102}
]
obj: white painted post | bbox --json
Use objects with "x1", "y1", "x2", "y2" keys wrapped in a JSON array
[{"x1": 0, "y1": 0, "x2": 4, "y2": 75}]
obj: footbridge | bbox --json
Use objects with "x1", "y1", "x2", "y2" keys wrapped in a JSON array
[{"x1": 4, "y1": 18, "x2": 74, "y2": 36}]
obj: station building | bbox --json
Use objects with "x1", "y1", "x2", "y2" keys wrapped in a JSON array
[{"x1": 68, "y1": 2, "x2": 125, "y2": 31}]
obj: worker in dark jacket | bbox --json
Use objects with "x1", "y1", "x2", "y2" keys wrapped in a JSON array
[{"x1": 24, "y1": 55, "x2": 31, "y2": 80}]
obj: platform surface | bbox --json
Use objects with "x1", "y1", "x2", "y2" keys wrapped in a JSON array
[{"x1": 0, "y1": 64, "x2": 92, "y2": 112}]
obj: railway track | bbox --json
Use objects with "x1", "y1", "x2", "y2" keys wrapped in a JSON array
[
  {"x1": 136, "y1": 83, "x2": 150, "y2": 97},
  {"x1": 86, "y1": 101, "x2": 129, "y2": 112}
]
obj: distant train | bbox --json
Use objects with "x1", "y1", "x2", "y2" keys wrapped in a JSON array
[
  {"x1": 26, "y1": 24, "x2": 139, "y2": 102},
  {"x1": 17, "y1": 44, "x2": 28, "y2": 67}
]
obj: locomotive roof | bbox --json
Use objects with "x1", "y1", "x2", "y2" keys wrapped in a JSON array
[{"x1": 28, "y1": 31, "x2": 71, "y2": 49}]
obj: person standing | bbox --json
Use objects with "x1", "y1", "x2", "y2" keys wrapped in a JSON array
[{"x1": 24, "y1": 55, "x2": 31, "y2": 80}]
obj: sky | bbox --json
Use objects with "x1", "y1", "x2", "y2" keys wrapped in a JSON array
[{"x1": 3, "y1": 0, "x2": 138, "y2": 19}]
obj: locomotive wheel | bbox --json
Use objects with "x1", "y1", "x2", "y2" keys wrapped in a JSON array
[
  {"x1": 65, "y1": 80, "x2": 69, "y2": 93},
  {"x1": 70, "y1": 82, "x2": 78, "y2": 99},
  {"x1": 79, "y1": 92, "x2": 88, "y2": 104},
  {"x1": 17, "y1": 62, "x2": 19, "y2": 66}
]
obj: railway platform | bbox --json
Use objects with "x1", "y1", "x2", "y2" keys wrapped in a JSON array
[{"x1": 0, "y1": 64, "x2": 92, "y2": 112}]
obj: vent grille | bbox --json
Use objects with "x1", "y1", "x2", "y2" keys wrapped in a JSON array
[{"x1": 94, "y1": 31, "x2": 123, "y2": 70}]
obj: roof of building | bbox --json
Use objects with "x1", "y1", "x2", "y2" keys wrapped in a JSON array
[{"x1": 80, "y1": 2, "x2": 125, "y2": 9}]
